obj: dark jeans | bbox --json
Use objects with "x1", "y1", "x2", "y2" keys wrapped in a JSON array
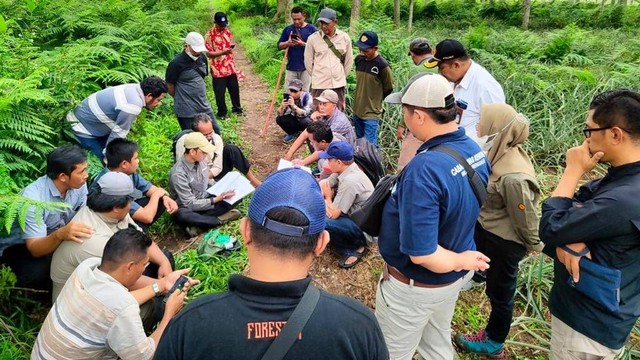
[
  {"x1": 215, "y1": 144, "x2": 251, "y2": 181},
  {"x1": 75, "y1": 134, "x2": 109, "y2": 161},
  {"x1": 0, "y1": 244, "x2": 51, "y2": 291},
  {"x1": 353, "y1": 114, "x2": 380, "y2": 146},
  {"x1": 133, "y1": 197, "x2": 167, "y2": 233},
  {"x1": 141, "y1": 248, "x2": 174, "y2": 332},
  {"x1": 173, "y1": 202, "x2": 233, "y2": 229},
  {"x1": 212, "y1": 74, "x2": 242, "y2": 118},
  {"x1": 325, "y1": 215, "x2": 367, "y2": 254},
  {"x1": 275, "y1": 114, "x2": 311, "y2": 135},
  {"x1": 177, "y1": 108, "x2": 221, "y2": 134},
  {"x1": 475, "y1": 222, "x2": 527, "y2": 343}
]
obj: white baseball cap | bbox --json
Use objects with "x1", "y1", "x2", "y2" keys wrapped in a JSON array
[
  {"x1": 184, "y1": 32, "x2": 207, "y2": 53},
  {"x1": 385, "y1": 73, "x2": 455, "y2": 108}
]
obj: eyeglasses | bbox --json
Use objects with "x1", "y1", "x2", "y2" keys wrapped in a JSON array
[{"x1": 582, "y1": 126, "x2": 611, "y2": 138}]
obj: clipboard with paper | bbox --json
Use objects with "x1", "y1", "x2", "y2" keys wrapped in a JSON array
[{"x1": 207, "y1": 171, "x2": 255, "y2": 204}]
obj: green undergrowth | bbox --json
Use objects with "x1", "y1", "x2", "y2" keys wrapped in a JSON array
[{"x1": 233, "y1": 12, "x2": 640, "y2": 359}]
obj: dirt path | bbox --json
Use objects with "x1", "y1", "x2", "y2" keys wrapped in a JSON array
[{"x1": 234, "y1": 46, "x2": 383, "y2": 308}]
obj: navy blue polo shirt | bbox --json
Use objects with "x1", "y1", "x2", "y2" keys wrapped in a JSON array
[
  {"x1": 379, "y1": 128, "x2": 490, "y2": 284},
  {"x1": 278, "y1": 24, "x2": 317, "y2": 71}
]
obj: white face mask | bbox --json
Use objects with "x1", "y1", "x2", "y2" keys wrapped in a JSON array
[
  {"x1": 476, "y1": 114, "x2": 526, "y2": 152},
  {"x1": 477, "y1": 133, "x2": 497, "y2": 152}
]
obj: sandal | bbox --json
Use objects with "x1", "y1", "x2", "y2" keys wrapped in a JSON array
[{"x1": 338, "y1": 248, "x2": 367, "y2": 269}]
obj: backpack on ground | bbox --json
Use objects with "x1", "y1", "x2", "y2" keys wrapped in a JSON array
[
  {"x1": 352, "y1": 138, "x2": 385, "y2": 186},
  {"x1": 171, "y1": 129, "x2": 193, "y2": 162}
]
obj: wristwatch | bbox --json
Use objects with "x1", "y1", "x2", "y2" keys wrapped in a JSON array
[{"x1": 152, "y1": 282, "x2": 161, "y2": 296}]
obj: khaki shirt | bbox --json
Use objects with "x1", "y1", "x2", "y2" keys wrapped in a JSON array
[
  {"x1": 304, "y1": 29, "x2": 353, "y2": 89},
  {"x1": 327, "y1": 163, "x2": 374, "y2": 215},
  {"x1": 51, "y1": 207, "x2": 139, "y2": 300},
  {"x1": 478, "y1": 172, "x2": 542, "y2": 251}
]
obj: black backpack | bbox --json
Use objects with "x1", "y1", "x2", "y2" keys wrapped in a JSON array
[
  {"x1": 171, "y1": 129, "x2": 193, "y2": 162},
  {"x1": 352, "y1": 138, "x2": 385, "y2": 186}
]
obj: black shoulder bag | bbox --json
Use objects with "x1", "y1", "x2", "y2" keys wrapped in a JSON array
[
  {"x1": 351, "y1": 145, "x2": 487, "y2": 236},
  {"x1": 432, "y1": 145, "x2": 487, "y2": 206},
  {"x1": 322, "y1": 35, "x2": 345, "y2": 65},
  {"x1": 260, "y1": 285, "x2": 320, "y2": 360}
]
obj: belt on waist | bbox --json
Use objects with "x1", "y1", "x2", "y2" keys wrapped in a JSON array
[{"x1": 384, "y1": 263, "x2": 456, "y2": 288}]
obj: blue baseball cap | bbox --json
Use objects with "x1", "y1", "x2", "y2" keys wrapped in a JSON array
[
  {"x1": 355, "y1": 31, "x2": 379, "y2": 50},
  {"x1": 248, "y1": 168, "x2": 325, "y2": 236},
  {"x1": 318, "y1": 141, "x2": 353, "y2": 161}
]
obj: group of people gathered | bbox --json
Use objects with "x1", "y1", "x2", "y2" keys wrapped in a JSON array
[{"x1": 0, "y1": 5, "x2": 638, "y2": 360}]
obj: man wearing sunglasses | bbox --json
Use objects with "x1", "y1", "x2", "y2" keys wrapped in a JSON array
[{"x1": 540, "y1": 89, "x2": 640, "y2": 359}]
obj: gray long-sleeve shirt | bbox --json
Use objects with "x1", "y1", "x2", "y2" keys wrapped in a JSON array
[{"x1": 169, "y1": 157, "x2": 214, "y2": 212}]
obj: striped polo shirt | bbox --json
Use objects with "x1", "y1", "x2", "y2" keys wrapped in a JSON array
[
  {"x1": 67, "y1": 84, "x2": 145, "y2": 145},
  {"x1": 32, "y1": 257, "x2": 154, "y2": 360}
]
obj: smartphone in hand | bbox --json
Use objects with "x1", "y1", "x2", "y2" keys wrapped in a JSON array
[{"x1": 163, "y1": 276, "x2": 189, "y2": 303}]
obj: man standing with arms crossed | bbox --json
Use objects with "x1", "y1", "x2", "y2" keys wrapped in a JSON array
[
  {"x1": 278, "y1": 6, "x2": 316, "y2": 94},
  {"x1": 539, "y1": 90, "x2": 640, "y2": 359},
  {"x1": 304, "y1": 8, "x2": 352, "y2": 111},
  {"x1": 375, "y1": 73, "x2": 491, "y2": 360}
]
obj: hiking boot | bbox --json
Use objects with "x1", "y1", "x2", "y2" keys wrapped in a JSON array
[
  {"x1": 218, "y1": 209, "x2": 242, "y2": 224},
  {"x1": 454, "y1": 329, "x2": 505, "y2": 359},
  {"x1": 283, "y1": 134, "x2": 297, "y2": 143}
]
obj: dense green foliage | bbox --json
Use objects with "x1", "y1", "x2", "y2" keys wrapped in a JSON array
[
  {"x1": 231, "y1": 2, "x2": 640, "y2": 357},
  {"x1": 2, "y1": 0, "x2": 640, "y2": 357}
]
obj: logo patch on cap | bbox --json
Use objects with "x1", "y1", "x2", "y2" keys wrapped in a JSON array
[{"x1": 360, "y1": 35, "x2": 368, "y2": 42}]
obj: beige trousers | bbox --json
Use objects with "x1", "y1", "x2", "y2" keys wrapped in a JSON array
[{"x1": 550, "y1": 316, "x2": 623, "y2": 360}]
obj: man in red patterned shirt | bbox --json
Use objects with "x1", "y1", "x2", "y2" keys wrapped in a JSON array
[{"x1": 204, "y1": 12, "x2": 245, "y2": 120}]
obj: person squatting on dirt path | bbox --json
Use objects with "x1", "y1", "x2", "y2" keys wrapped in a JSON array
[
  {"x1": 454, "y1": 104, "x2": 543, "y2": 358},
  {"x1": 155, "y1": 169, "x2": 389, "y2": 359},
  {"x1": 540, "y1": 89, "x2": 640, "y2": 359},
  {"x1": 318, "y1": 142, "x2": 374, "y2": 269},
  {"x1": 375, "y1": 73, "x2": 491, "y2": 360}
]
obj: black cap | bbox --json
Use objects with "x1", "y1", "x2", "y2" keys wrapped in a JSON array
[
  {"x1": 214, "y1": 12, "x2": 228, "y2": 26},
  {"x1": 424, "y1": 39, "x2": 468, "y2": 68},
  {"x1": 355, "y1": 31, "x2": 379, "y2": 50}
]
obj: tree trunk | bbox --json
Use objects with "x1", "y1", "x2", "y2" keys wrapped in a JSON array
[
  {"x1": 393, "y1": 0, "x2": 401, "y2": 28},
  {"x1": 350, "y1": 0, "x2": 361, "y2": 36},
  {"x1": 408, "y1": 0, "x2": 415, "y2": 31},
  {"x1": 522, "y1": 0, "x2": 531, "y2": 30},
  {"x1": 272, "y1": 0, "x2": 292, "y2": 22}
]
